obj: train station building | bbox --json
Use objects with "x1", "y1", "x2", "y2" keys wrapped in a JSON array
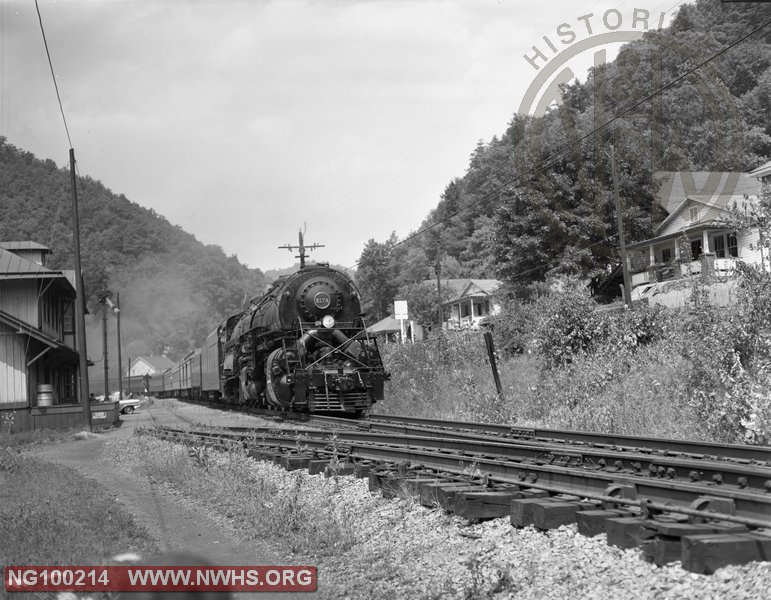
[{"x1": 0, "y1": 241, "x2": 117, "y2": 431}]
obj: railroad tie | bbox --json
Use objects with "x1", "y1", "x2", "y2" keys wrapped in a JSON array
[
  {"x1": 508, "y1": 493, "x2": 553, "y2": 528},
  {"x1": 454, "y1": 489, "x2": 525, "y2": 520},
  {"x1": 681, "y1": 531, "x2": 771, "y2": 574},
  {"x1": 324, "y1": 462, "x2": 356, "y2": 477},
  {"x1": 418, "y1": 481, "x2": 480, "y2": 509},
  {"x1": 575, "y1": 509, "x2": 635, "y2": 537},
  {"x1": 307, "y1": 459, "x2": 331, "y2": 475},
  {"x1": 531, "y1": 499, "x2": 602, "y2": 530}
]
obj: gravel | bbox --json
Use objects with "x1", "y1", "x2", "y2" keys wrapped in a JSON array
[{"x1": 313, "y1": 476, "x2": 771, "y2": 600}]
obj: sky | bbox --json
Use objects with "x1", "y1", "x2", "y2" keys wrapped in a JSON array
[{"x1": 1, "y1": 0, "x2": 681, "y2": 272}]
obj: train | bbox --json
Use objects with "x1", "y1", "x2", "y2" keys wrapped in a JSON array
[{"x1": 143, "y1": 242, "x2": 388, "y2": 416}]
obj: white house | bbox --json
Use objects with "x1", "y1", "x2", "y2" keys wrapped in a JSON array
[
  {"x1": 626, "y1": 167, "x2": 770, "y2": 288},
  {"x1": 128, "y1": 355, "x2": 175, "y2": 377},
  {"x1": 438, "y1": 279, "x2": 502, "y2": 330}
]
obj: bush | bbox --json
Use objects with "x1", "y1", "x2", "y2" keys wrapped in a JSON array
[{"x1": 531, "y1": 282, "x2": 599, "y2": 369}]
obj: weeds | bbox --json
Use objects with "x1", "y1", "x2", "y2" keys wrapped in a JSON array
[
  {"x1": 102, "y1": 436, "x2": 359, "y2": 556},
  {"x1": 378, "y1": 267, "x2": 771, "y2": 443},
  {"x1": 1, "y1": 410, "x2": 15, "y2": 435}
]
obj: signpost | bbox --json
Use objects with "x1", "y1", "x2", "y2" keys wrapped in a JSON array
[{"x1": 394, "y1": 300, "x2": 409, "y2": 344}]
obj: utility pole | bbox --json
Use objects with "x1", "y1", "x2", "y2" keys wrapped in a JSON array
[
  {"x1": 435, "y1": 243, "x2": 443, "y2": 329},
  {"x1": 279, "y1": 229, "x2": 324, "y2": 268},
  {"x1": 70, "y1": 149, "x2": 92, "y2": 431},
  {"x1": 98, "y1": 290, "x2": 120, "y2": 400},
  {"x1": 610, "y1": 145, "x2": 634, "y2": 309},
  {"x1": 99, "y1": 291, "x2": 111, "y2": 399},
  {"x1": 115, "y1": 293, "x2": 123, "y2": 400}
]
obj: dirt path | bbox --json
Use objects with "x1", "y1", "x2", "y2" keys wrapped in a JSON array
[{"x1": 28, "y1": 400, "x2": 307, "y2": 599}]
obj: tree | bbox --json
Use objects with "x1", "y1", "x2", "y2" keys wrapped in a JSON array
[
  {"x1": 395, "y1": 281, "x2": 453, "y2": 330},
  {"x1": 354, "y1": 233, "x2": 399, "y2": 322}
]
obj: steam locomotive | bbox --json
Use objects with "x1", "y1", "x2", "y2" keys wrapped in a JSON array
[{"x1": 154, "y1": 236, "x2": 387, "y2": 415}]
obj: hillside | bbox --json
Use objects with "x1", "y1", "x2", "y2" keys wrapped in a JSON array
[
  {"x1": 0, "y1": 137, "x2": 266, "y2": 361},
  {"x1": 355, "y1": 0, "x2": 771, "y2": 318}
]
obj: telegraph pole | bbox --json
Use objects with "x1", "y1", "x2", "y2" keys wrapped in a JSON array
[
  {"x1": 99, "y1": 291, "x2": 111, "y2": 399},
  {"x1": 70, "y1": 149, "x2": 92, "y2": 431},
  {"x1": 435, "y1": 243, "x2": 443, "y2": 329},
  {"x1": 98, "y1": 290, "x2": 121, "y2": 400},
  {"x1": 610, "y1": 146, "x2": 634, "y2": 309},
  {"x1": 115, "y1": 293, "x2": 123, "y2": 400},
  {"x1": 279, "y1": 229, "x2": 324, "y2": 268}
]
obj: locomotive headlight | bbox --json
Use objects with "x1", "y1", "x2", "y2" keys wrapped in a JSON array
[{"x1": 322, "y1": 315, "x2": 335, "y2": 329}]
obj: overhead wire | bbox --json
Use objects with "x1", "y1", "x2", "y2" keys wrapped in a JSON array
[
  {"x1": 346, "y1": 14, "x2": 771, "y2": 279},
  {"x1": 34, "y1": 0, "x2": 101, "y2": 267},
  {"x1": 34, "y1": 0, "x2": 72, "y2": 149}
]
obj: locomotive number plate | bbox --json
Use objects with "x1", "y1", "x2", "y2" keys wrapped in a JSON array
[{"x1": 314, "y1": 292, "x2": 331, "y2": 309}]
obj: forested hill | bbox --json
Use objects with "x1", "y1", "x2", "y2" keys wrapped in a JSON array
[
  {"x1": 0, "y1": 137, "x2": 266, "y2": 359},
  {"x1": 354, "y1": 0, "x2": 771, "y2": 319}
]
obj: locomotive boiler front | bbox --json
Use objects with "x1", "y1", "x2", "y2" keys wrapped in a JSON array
[{"x1": 253, "y1": 266, "x2": 362, "y2": 331}]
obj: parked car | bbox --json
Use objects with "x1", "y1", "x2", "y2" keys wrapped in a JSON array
[{"x1": 117, "y1": 393, "x2": 143, "y2": 415}]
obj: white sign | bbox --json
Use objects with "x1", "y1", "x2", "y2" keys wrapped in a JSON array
[{"x1": 394, "y1": 300, "x2": 408, "y2": 320}]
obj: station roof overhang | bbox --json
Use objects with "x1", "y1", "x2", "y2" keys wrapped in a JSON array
[{"x1": 0, "y1": 309, "x2": 79, "y2": 366}]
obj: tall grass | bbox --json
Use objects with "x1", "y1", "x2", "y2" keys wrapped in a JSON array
[
  {"x1": 376, "y1": 332, "x2": 542, "y2": 424},
  {"x1": 376, "y1": 270, "x2": 771, "y2": 443}
]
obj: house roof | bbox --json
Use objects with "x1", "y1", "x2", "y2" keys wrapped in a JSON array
[
  {"x1": 441, "y1": 279, "x2": 501, "y2": 304},
  {"x1": 628, "y1": 191, "x2": 754, "y2": 249},
  {"x1": 654, "y1": 172, "x2": 762, "y2": 214},
  {"x1": 367, "y1": 316, "x2": 403, "y2": 334},
  {"x1": 131, "y1": 355, "x2": 175, "y2": 372},
  {"x1": 0, "y1": 247, "x2": 55, "y2": 276},
  {"x1": 0, "y1": 247, "x2": 76, "y2": 300},
  {"x1": 0, "y1": 241, "x2": 51, "y2": 252}
]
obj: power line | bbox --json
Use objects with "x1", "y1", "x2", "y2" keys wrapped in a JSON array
[
  {"x1": 34, "y1": 0, "x2": 72, "y2": 149},
  {"x1": 34, "y1": 1, "x2": 100, "y2": 272}
]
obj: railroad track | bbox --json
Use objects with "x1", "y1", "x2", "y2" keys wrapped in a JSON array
[{"x1": 146, "y1": 414, "x2": 771, "y2": 574}]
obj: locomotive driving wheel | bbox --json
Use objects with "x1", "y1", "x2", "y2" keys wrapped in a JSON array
[{"x1": 265, "y1": 348, "x2": 296, "y2": 408}]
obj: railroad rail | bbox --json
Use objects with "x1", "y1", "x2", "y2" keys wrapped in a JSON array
[
  {"x1": 346, "y1": 413, "x2": 771, "y2": 464},
  {"x1": 146, "y1": 419, "x2": 771, "y2": 574}
]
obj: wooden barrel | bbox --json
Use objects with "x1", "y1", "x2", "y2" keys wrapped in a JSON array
[{"x1": 36, "y1": 384, "x2": 55, "y2": 407}]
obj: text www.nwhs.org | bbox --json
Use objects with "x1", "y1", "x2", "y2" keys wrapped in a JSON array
[{"x1": 5, "y1": 565, "x2": 317, "y2": 592}]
